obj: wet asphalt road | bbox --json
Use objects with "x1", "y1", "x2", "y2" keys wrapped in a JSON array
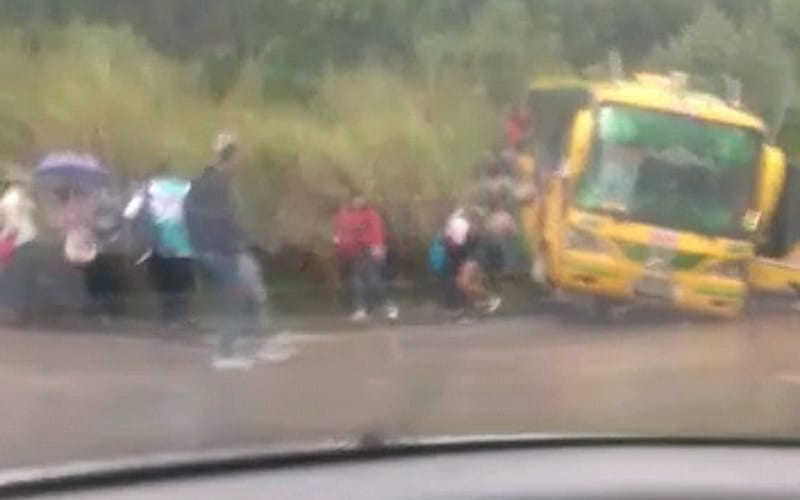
[{"x1": 3, "y1": 300, "x2": 800, "y2": 470}]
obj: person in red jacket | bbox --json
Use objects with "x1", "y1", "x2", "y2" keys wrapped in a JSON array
[
  {"x1": 505, "y1": 104, "x2": 533, "y2": 150},
  {"x1": 334, "y1": 192, "x2": 398, "y2": 321},
  {"x1": 505, "y1": 114, "x2": 523, "y2": 150}
]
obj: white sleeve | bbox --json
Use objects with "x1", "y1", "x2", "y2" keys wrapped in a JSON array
[
  {"x1": 123, "y1": 191, "x2": 145, "y2": 219},
  {"x1": 446, "y1": 216, "x2": 470, "y2": 246}
]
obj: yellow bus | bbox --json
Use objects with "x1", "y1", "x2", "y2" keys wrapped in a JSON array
[
  {"x1": 748, "y1": 163, "x2": 800, "y2": 297},
  {"x1": 525, "y1": 73, "x2": 800, "y2": 318}
]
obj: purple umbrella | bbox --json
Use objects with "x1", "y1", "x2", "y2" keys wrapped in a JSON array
[{"x1": 35, "y1": 151, "x2": 109, "y2": 190}]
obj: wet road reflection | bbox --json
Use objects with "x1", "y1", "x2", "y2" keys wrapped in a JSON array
[{"x1": 2, "y1": 306, "x2": 800, "y2": 469}]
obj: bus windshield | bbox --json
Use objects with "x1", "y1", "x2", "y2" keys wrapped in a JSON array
[{"x1": 574, "y1": 105, "x2": 761, "y2": 237}]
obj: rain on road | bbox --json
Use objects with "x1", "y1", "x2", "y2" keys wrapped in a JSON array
[{"x1": 2, "y1": 304, "x2": 800, "y2": 469}]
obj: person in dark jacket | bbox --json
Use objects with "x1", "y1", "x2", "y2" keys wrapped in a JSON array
[
  {"x1": 185, "y1": 135, "x2": 245, "y2": 257},
  {"x1": 185, "y1": 132, "x2": 286, "y2": 368}
]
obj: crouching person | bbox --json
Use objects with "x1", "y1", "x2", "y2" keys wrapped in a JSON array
[{"x1": 449, "y1": 207, "x2": 502, "y2": 318}]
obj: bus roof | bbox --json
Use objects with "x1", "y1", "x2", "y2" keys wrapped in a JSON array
[{"x1": 529, "y1": 75, "x2": 766, "y2": 133}]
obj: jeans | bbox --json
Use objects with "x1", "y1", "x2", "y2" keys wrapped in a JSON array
[
  {"x1": 237, "y1": 252, "x2": 269, "y2": 327},
  {"x1": 350, "y1": 254, "x2": 387, "y2": 311},
  {"x1": 198, "y1": 252, "x2": 259, "y2": 357}
]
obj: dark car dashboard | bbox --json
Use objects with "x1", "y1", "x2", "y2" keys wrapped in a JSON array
[{"x1": 10, "y1": 438, "x2": 800, "y2": 499}]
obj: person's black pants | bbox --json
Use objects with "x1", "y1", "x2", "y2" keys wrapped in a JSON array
[
  {"x1": 0, "y1": 242, "x2": 39, "y2": 318},
  {"x1": 147, "y1": 254, "x2": 194, "y2": 325},
  {"x1": 83, "y1": 253, "x2": 126, "y2": 317},
  {"x1": 0, "y1": 243, "x2": 86, "y2": 322}
]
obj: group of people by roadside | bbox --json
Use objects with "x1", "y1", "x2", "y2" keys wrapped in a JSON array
[
  {"x1": 127, "y1": 132, "x2": 293, "y2": 368},
  {"x1": 0, "y1": 133, "x2": 293, "y2": 369},
  {"x1": 329, "y1": 102, "x2": 537, "y2": 325},
  {"x1": 0, "y1": 102, "x2": 537, "y2": 365},
  {"x1": 427, "y1": 103, "x2": 538, "y2": 320},
  {"x1": 0, "y1": 130, "x2": 400, "y2": 369}
]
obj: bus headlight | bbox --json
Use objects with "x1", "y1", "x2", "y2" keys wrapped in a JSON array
[
  {"x1": 566, "y1": 227, "x2": 605, "y2": 253},
  {"x1": 706, "y1": 260, "x2": 746, "y2": 280}
]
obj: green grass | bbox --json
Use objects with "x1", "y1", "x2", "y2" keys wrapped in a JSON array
[{"x1": 0, "y1": 23, "x2": 499, "y2": 277}]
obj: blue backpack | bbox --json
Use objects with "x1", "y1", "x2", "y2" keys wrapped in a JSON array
[{"x1": 428, "y1": 234, "x2": 448, "y2": 276}]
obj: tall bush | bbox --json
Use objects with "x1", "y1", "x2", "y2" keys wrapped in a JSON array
[{"x1": 0, "y1": 22, "x2": 498, "y2": 277}]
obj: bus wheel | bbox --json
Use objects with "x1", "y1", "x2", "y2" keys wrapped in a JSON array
[{"x1": 592, "y1": 297, "x2": 629, "y2": 323}]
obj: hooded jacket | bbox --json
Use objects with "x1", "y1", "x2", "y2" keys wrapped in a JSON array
[{"x1": 184, "y1": 166, "x2": 244, "y2": 255}]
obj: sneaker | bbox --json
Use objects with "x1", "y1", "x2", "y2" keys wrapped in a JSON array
[
  {"x1": 164, "y1": 319, "x2": 193, "y2": 333},
  {"x1": 551, "y1": 288, "x2": 568, "y2": 304},
  {"x1": 485, "y1": 296, "x2": 502, "y2": 314},
  {"x1": 98, "y1": 314, "x2": 113, "y2": 328},
  {"x1": 257, "y1": 338, "x2": 296, "y2": 362},
  {"x1": 212, "y1": 356, "x2": 254, "y2": 370},
  {"x1": 258, "y1": 347, "x2": 294, "y2": 362},
  {"x1": 385, "y1": 304, "x2": 399, "y2": 321},
  {"x1": 458, "y1": 315, "x2": 475, "y2": 325},
  {"x1": 443, "y1": 308, "x2": 466, "y2": 320},
  {"x1": 256, "y1": 347, "x2": 294, "y2": 363},
  {"x1": 351, "y1": 308, "x2": 368, "y2": 322}
]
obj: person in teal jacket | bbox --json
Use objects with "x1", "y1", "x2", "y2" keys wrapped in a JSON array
[{"x1": 125, "y1": 163, "x2": 194, "y2": 328}]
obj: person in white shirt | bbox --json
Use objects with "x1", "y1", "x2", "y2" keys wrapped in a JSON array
[
  {"x1": 0, "y1": 180, "x2": 40, "y2": 321},
  {"x1": 0, "y1": 183, "x2": 37, "y2": 248}
]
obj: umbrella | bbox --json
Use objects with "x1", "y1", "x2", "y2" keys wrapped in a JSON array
[{"x1": 34, "y1": 151, "x2": 109, "y2": 190}]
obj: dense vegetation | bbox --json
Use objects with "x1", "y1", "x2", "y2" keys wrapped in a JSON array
[{"x1": 0, "y1": 0, "x2": 799, "y2": 277}]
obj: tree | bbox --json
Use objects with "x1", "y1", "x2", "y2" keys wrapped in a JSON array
[
  {"x1": 545, "y1": 0, "x2": 697, "y2": 72},
  {"x1": 648, "y1": 3, "x2": 795, "y2": 129}
]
